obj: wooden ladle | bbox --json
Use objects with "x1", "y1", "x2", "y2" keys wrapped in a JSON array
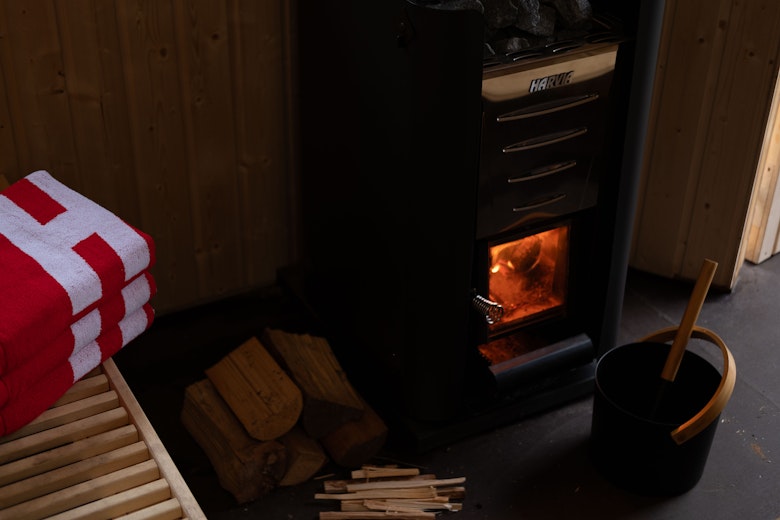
[
  {"x1": 649, "y1": 258, "x2": 718, "y2": 419},
  {"x1": 661, "y1": 258, "x2": 718, "y2": 383}
]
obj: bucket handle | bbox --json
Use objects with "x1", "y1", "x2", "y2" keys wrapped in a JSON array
[{"x1": 639, "y1": 325, "x2": 736, "y2": 445}]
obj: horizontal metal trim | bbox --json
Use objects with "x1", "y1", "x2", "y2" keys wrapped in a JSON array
[
  {"x1": 497, "y1": 93, "x2": 599, "y2": 122},
  {"x1": 508, "y1": 160, "x2": 578, "y2": 183},
  {"x1": 503, "y1": 127, "x2": 588, "y2": 153}
]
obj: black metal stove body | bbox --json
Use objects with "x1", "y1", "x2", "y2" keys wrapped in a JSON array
[
  {"x1": 295, "y1": 0, "x2": 665, "y2": 451},
  {"x1": 470, "y1": 40, "x2": 622, "y2": 396}
]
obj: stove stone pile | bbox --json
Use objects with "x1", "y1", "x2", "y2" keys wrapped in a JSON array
[{"x1": 481, "y1": 0, "x2": 595, "y2": 55}]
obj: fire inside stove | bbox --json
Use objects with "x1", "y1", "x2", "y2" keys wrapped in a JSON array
[{"x1": 479, "y1": 224, "x2": 570, "y2": 365}]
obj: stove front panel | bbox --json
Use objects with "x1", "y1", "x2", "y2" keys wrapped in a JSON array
[
  {"x1": 469, "y1": 43, "x2": 623, "y2": 389},
  {"x1": 477, "y1": 44, "x2": 619, "y2": 239}
]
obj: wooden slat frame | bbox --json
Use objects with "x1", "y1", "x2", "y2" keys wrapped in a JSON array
[{"x1": 0, "y1": 360, "x2": 206, "y2": 520}]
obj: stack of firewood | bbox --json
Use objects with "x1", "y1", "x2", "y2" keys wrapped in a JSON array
[
  {"x1": 315, "y1": 465, "x2": 466, "y2": 519},
  {"x1": 180, "y1": 328, "x2": 388, "y2": 504}
]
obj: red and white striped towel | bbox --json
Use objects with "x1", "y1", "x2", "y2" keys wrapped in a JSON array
[
  {"x1": 0, "y1": 270, "x2": 156, "y2": 375},
  {"x1": 0, "y1": 170, "x2": 157, "y2": 436},
  {"x1": 0, "y1": 301, "x2": 154, "y2": 408},
  {"x1": 0, "y1": 170, "x2": 155, "y2": 367},
  {"x1": 0, "y1": 303, "x2": 155, "y2": 436}
]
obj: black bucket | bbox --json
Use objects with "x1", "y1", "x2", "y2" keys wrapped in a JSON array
[{"x1": 590, "y1": 326, "x2": 736, "y2": 496}]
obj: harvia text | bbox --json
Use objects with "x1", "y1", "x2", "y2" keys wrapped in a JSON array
[{"x1": 529, "y1": 71, "x2": 574, "y2": 93}]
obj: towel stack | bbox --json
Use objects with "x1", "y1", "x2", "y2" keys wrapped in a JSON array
[{"x1": 0, "y1": 170, "x2": 156, "y2": 436}]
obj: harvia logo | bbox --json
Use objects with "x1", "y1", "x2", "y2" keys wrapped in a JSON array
[{"x1": 529, "y1": 71, "x2": 574, "y2": 93}]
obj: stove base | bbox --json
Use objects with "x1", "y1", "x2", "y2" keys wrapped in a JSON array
[{"x1": 387, "y1": 362, "x2": 596, "y2": 453}]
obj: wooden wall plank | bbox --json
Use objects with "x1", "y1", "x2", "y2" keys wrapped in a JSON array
[
  {"x1": 744, "y1": 75, "x2": 780, "y2": 263},
  {"x1": 0, "y1": 0, "x2": 79, "y2": 185},
  {"x1": 228, "y1": 0, "x2": 292, "y2": 287},
  {"x1": 682, "y1": 0, "x2": 780, "y2": 288},
  {"x1": 114, "y1": 0, "x2": 200, "y2": 311},
  {"x1": 632, "y1": 0, "x2": 780, "y2": 289},
  {"x1": 53, "y1": 0, "x2": 140, "y2": 223},
  {"x1": 0, "y1": 19, "x2": 20, "y2": 179},
  {"x1": 631, "y1": 0, "x2": 731, "y2": 279},
  {"x1": 90, "y1": 1, "x2": 144, "y2": 225},
  {"x1": 0, "y1": 0, "x2": 297, "y2": 313},
  {"x1": 172, "y1": 0, "x2": 242, "y2": 299},
  {"x1": 55, "y1": 0, "x2": 143, "y2": 225}
]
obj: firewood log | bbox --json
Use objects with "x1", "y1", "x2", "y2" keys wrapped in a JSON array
[
  {"x1": 278, "y1": 425, "x2": 329, "y2": 486},
  {"x1": 262, "y1": 328, "x2": 364, "y2": 439},
  {"x1": 205, "y1": 336, "x2": 303, "y2": 440},
  {"x1": 321, "y1": 399, "x2": 387, "y2": 469},
  {"x1": 181, "y1": 379, "x2": 287, "y2": 503}
]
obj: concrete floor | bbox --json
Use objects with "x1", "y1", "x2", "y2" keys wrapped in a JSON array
[{"x1": 114, "y1": 255, "x2": 780, "y2": 519}]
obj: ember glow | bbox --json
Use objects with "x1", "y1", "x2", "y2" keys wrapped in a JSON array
[{"x1": 488, "y1": 226, "x2": 569, "y2": 329}]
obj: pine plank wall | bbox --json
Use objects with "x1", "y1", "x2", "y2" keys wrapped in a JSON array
[
  {"x1": 3, "y1": 0, "x2": 780, "y2": 313},
  {"x1": 632, "y1": 0, "x2": 780, "y2": 289},
  {"x1": 0, "y1": 0, "x2": 298, "y2": 314}
]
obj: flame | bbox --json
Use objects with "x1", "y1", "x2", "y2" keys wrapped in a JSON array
[{"x1": 487, "y1": 226, "x2": 569, "y2": 330}]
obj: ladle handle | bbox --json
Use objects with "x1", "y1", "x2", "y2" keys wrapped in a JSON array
[
  {"x1": 661, "y1": 258, "x2": 718, "y2": 382},
  {"x1": 640, "y1": 326, "x2": 736, "y2": 445}
]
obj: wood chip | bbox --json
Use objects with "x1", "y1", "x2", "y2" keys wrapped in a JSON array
[
  {"x1": 320, "y1": 512, "x2": 436, "y2": 519},
  {"x1": 315, "y1": 487, "x2": 438, "y2": 501},
  {"x1": 346, "y1": 476, "x2": 465, "y2": 492},
  {"x1": 316, "y1": 466, "x2": 466, "y2": 518},
  {"x1": 361, "y1": 499, "x2": 461, "y2": 512},
  {"x1": 351, "y1": 466, "x2": 420, "y2": 479},
  {"x1": 323, "y1": 474, "x2": 436, "y2": 494}
]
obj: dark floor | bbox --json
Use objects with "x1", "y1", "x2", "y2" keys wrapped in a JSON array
[{"x1": 114, "y1": 256, "x2": 780, "y2": 520}]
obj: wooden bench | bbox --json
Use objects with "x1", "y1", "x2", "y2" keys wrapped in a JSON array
[{"x1": 0, "y1": 359, "x2": 206, "y2": 520}]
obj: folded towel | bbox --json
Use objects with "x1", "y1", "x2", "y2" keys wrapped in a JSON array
[
  {"x1": 0, "y1": 271, "x2": 156, "y2": 375},
  {"x1": 0, "y1": 170, "x2": 155, "y2": 365},
  {"x1": 0, "y1": 300, "x2": 154, "y2": 407},
  {"x1": 0, "y1": 282, "x2": 157, "y2": 407},
  {"x1": 0, "y1": 303, "x2": 155, "y2": 436}
]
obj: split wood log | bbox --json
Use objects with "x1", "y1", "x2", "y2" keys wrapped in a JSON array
[
  {"x1": 181, "y1": 379, "x2": 287, "y2": 503},
  {"x1": 432, "y1": 486, "x2": 466, "y2": 500},
  {"x1": 262, "y1": 328, "x2": 365, "y2": 438},
  {"x1": 324, "y1": 474, "x2": 435, "y2": 494},
  {"x1": 319, "y1": 511, "x2": 436, "y2": 519},
  {"x1": 351, "y1": 466, "x2": 420, "y2": 479},
  {"x1": 315, "y1": 487, "x2": 438, "y2": 501},
  {"x1": 317, "y1": 466, "x2": 467, "y2": 518},
  {"x1": 205, "y1": 336, "x2": 303, "y2": 441},
  {"x1": 278, "y1": 425, "x2": 329, "y2": 486},
  {"x1": 345, "y1": 476, "x2": 466, "y2": 492},
  {"x1": 348, "y1": 498, "x2": 463, "y2": 512},
  {"x1": 321, "y1": 399, "x2": 388, "y2": 469}
]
